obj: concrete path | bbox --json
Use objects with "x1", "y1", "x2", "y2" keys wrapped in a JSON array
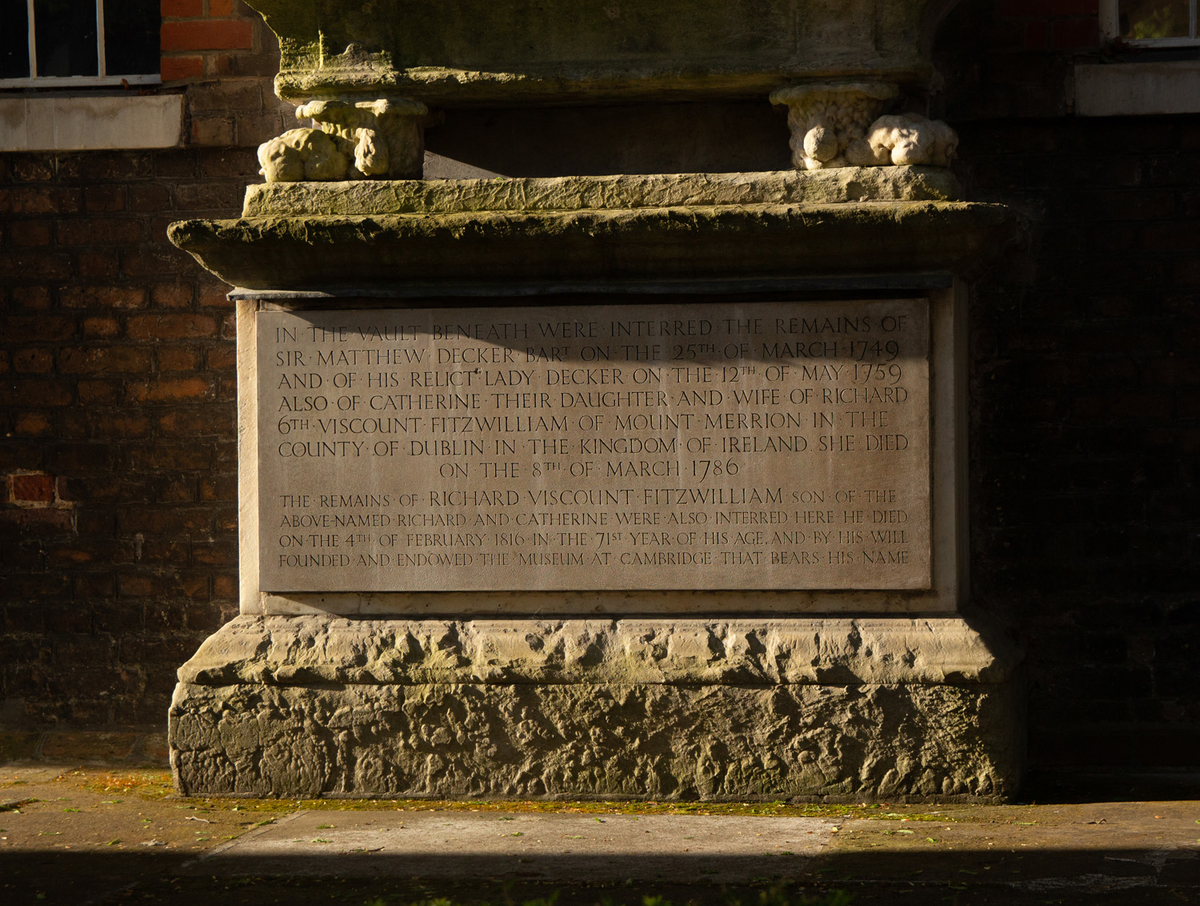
[
  {"x1": 193, "y1": 811, "x2": 836, "y2": 882},
  {"x1": 2, "y1": 763, "x2": 1199, "y2": 905}
]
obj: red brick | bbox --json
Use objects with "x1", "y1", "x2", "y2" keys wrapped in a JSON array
[
  {"x1": 157, "y1": 347, "x2": 203, "y2": 371},
  {"x1": 2, "y1": 508, "x2": 74, "y2": 533},
  {"x1": 84, "y1": 186, "x2": 127, "y2": 213},
  {"x1": 13, "y1": 412, "x2": 53, "y2": 436},
  {"x1": 11, "y1": 473, "x2": 56, "y2": 503},
  {"x1": 0, "y1": 250, "x2": 73, "y2": 281},
  {"x1": 77, "y1": 250, "x2": 121, "y2": 280},
  {"x1": 161, "y1": 56, "x2": 205, "y2": 81},
  {"x1": 11, "y1": 286, "x2": 51, "y2": 310},
  {"x1": 159, "y1": 409, "x2": 232, "y2": 436},
  {"x1": 190, "y1": 115, "x2": 236, "y2": 146},
  {"x1": 77, "y1": 380, "x2": 122, "y2": 404},
  {"x1": 12, "y1": 348, "x2": 54, "y2": 373},
  {"x1": 208, "y1": 0, "x2": 234, "y2": 15},
  {"x1": 10, "y1": 221, "x2": 51, "y2": 246},
  {"x1": 161, "y1": 20, "x2": 253, "y2": 52},
  {"x1": 127, "y1": 313, "x2": 218, "y2": 340},
  {"x1": 160, "y1": 0, "x2": 204, "y2": 17},
  {"x1": 58, "y1": 346, "x2": 154, "y2": 374},
  {"x1": 0, "y1": 380, "x2": 72, "y2": 407},
  {"x1": 126, "y1": 376, "x2": 212, "y2": 403},
  {"x1": 151, "y1": 282, "x2": 195, "y2": 309},
  {"x1": 60, "y1": 286, "x2": 147, "y2": 311},
  {"x1": 81, "y1": 317, "x2": 121, "y2": 339},
  {"x1": 8, "y1": 188, "x2": 81, "y2": 214},
  {"x1": 121, "y1": 247, "x2": 191, "y2": 279},
  {"x1": 11, "y1": 157, "x2": 55, "y2": 181},
  {"x1": 57, "y1": 153, "x2": 152, "y2": 181},
  {"x1": 206, "y1": 344, "x2": 236, "y2": 370},
  {"x1": 90, "y1": 412, "x2": 153, "y2": 438},
  {"x1": 57, "y1": 218, "x2": 145, "y2": 246},
  {"x1": 198, "y1": 281, "x2": 233, "y2": 308},
  {"x1": 128, "y1": 183, "x2": 172, "y2": 212}
]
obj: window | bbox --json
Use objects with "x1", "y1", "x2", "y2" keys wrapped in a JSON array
[
  {"x1": 1101, "y1": 0, "x2": 1200, "y2": 46},
  {"x1": 1, "y1": 0, "x2": 160, "y2": 87}
]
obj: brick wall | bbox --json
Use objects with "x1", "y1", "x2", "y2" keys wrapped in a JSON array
[
  {"x1": 0, "y1": 146, "x2": 259, "y2": 727},
  {"x1": 0, "y1": 2, "x2": 278, "y2": 731},
  {"x1": 938, "y1": 0, "x2": 1200, "y2": 770}
]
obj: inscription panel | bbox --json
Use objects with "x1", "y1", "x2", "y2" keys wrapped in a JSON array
[{"x1": 258, "y1": 300, "x2": 931, "y2": 592}]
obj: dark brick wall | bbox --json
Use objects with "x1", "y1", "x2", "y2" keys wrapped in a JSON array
[
  {"x1": 0, "y1": 148, "x2": 258, "y2": 726},
  {"x1": 936, "y1": 0, "x2": 1200, "y2": 769}
]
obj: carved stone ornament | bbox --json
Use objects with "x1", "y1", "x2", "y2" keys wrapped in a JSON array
[
  {"x1": 257, "y1": 97, "x2": 429, "y2": 183},
  {"x1": 770, "y1": 82, "x2": 958, "y2": 171}
]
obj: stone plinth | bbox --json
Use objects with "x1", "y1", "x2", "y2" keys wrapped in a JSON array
[
  {"x1": 168, "y1": 163, "x2": 1024, "y2": 801},
  {"x1": 171, "y1": 615, "x2": 1022, "y2": 801}
]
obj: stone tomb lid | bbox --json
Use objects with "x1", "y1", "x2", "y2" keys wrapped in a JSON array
[{"x1": 244, "y1": 0, "x2": 958, "y2": 104}]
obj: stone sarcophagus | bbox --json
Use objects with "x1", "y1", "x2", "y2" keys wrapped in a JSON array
[{"x1": 168, "y1": 0, "x2": 1025, "y2": 800}]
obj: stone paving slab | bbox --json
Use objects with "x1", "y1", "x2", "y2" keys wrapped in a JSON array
[{"x1": 190, "y1": 812, "x2": 837, "y2": 882}]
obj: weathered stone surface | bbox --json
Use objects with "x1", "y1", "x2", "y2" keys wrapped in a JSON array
[
  {"x1": 242, "y1": 168, "x2": 963, "y2": 217},
  {"x1": 169, "y1": 615, "x2": 1022, "y2": 800},
  {"x1": 243, "y1": 0, "x2": 957, "y2": 105},
  {"x1": 177, "y1": 615, "x2": 1018, "y2": 687},
  {"x1": 169, "y1": 200, "x2": 1019, "y2": 292}
]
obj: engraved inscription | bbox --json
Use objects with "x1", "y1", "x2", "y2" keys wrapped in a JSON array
[{"x1": 258, "y1": 300, "x2": 931, "y2": 591}]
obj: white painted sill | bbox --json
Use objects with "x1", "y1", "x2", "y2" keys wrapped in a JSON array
[
  {"x1": 0, "y1": 93, "x2": 184, "y2": 151},
  {"x1": 1076, "y1": 60, "x2": 1200, "y2": 116}
]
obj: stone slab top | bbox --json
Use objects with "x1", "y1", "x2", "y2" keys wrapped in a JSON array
[
  {"x1": 244, "y1": 0, "x2": 956, "y2": 105},
  {"x1": 176, "y1": 614, "x2": 1020, "y2": 688},
  {"x1": 241, "y1": 167, "x2": 963, "y2": 218},
  {"x1": 169, "y1": 196, "x2": 1020, "y2": 293}
]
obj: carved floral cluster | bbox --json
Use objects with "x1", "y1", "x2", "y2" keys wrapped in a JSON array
[{"x1": 258, "y1": 98, "x2": 428, "y2": 183}]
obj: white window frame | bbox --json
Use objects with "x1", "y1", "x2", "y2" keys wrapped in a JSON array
[
  {"x1": 0, "y1": 0, "x2": 161, "y2": 89},
  {"x1": 1101, "y1": 0, "x2": 1200, "y2": 47}
]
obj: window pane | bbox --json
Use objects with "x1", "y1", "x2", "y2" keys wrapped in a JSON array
[
  {"x1": 34, "y1": 0, "x2": 98, "y2": 77},
  {"x1": 104, "y1": 0, "x2": 159, "y2": 76},
  {"x1": 1, "y1": 0, "x2": 31, "y2": 78},
  {"x1": 1118, "y1": 0, "x2": 1190, "y2": 38}
]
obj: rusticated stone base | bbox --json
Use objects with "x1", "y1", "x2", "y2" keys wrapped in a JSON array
[{"x1": 169, "y1": 615, "x2": 1024, "y2": 801}]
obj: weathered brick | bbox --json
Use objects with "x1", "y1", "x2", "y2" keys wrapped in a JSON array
[
  {"x1": 12, "y1": 348, "x2": 54, "y2": 374},
  {"x1": 57, "y1": 153, "x2": 153, "y2": 181},
  {"x1": 81, "y1": 317, "x2": 122, "y2": 339},
  {"x1": 11, "y1": 473, "x2": 56, "y2": 503},
  {"x1": 161, "y1": 0, "x2": 204, "y2": 18},
  {"x1": 58, "y1": 346, "x2": 154, "y2": 374},
  {"x1": 57, "y1": 218, "x2": 145, "y2": 246},
  {"x1": 162, "y1": 19, "x2": 254, "y2": 52},
  {"x1": 12, "y1": 412, "x2": 53, "y2": 436},
  {"x1": 157, "y1": 347, "x2": 203, "y2": 371},
  {"x1": 0, "y1": 379, "x2": 72, "y2": 407},
  {"x1": 10, "y1": 221, "x2": 52, "y2": 246},
  {"x1": 60, "y1": 286, "x2": 147, "y2": 310},
  {"x1": 151, "y1": 282, "x2": 195, "y2": 309},
  {"x1": 125, "y1": 376, "x2": 213, "y2": 404},
  {"x1": 77, "y1": 250, "x2": 122, "y2": 280},
  {"x1": 10, "y1": 286, "x2": 51, "y2": 310},
  {"x1": 84, "y1": 186, "x2": 128, "y2": 213},
  {"x1": 162, "y1": 56, "x2": 206, "y2": 81},
  {"x1": 128, "y1": 183, "x2": 173, "y2": 212},
  {"x1": 127, "y1": 313, "x2": 218, "y2": 340}
]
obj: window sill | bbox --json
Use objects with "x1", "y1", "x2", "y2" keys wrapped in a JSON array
[
  {"x1": 0, "y1": 93, "x2": 184, "y2": 151},
  {"x1": 1076, "y1": 60, "x2": 1200, "y2": 116}
]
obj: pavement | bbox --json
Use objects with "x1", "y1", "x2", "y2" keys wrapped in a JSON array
[{"x1": 2, "y1": 762, "x2": 1199, "y2": 906}]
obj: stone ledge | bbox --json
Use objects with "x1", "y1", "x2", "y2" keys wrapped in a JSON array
[
  {"x1": 169, "y1": 199, "x2": 1020, "y2": 292},
  {"x1": 241, "y1": 168, "x2": 963, "y2": 217},
  {"x1": 177, "y1": 614, "x2": 1018, "y2": 688}
]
